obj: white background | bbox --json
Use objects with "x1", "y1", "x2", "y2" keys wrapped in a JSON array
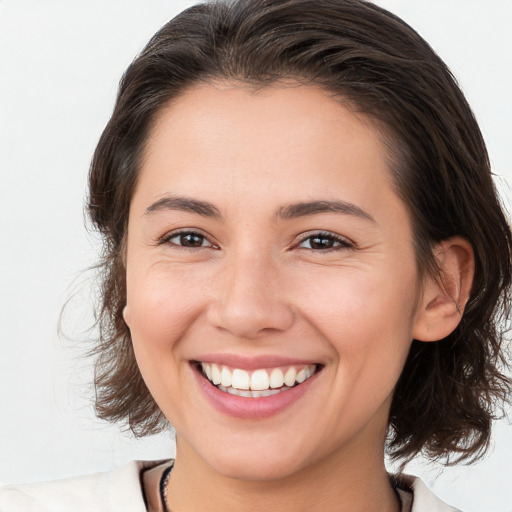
[{"x1": 0, "y1": 1, "x2": 511, "y2": 510}]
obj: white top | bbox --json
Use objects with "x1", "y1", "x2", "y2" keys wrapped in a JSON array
[{"x1": 0, "y1": 460, "x2": 461, "y2": 512}]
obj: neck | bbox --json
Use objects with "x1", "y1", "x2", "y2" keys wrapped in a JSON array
[{"x1": 166, "y1": 437, "x2": 400, "y2": 512}]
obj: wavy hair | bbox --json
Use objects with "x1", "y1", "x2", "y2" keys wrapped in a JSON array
[{"x1": 88, "y1": 0, "x2": 512, "y2": 464}]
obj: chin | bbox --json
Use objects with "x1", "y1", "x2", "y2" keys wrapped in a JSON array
[
  {"x1": 182, "y1": 431, "x2": 314, "y2": 482},
  {"x1": 208, "y1": 452, "x2": 307, "y2": 482}
]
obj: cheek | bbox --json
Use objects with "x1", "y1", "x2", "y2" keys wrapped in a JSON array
[
  {"x1": 124, "y1": 264, "x2": 211, "y2": 421},
  {"x1": 294, "y1": 264, "x2": 419, "y2": 365},
  {"x1": 125, "y1": 262, "x2": 209, "y2": 356}
]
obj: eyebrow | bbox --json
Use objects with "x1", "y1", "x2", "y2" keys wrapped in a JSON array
[
  {"x1": 276, "y1": 200, "x2": 375, "y2": 223},
  {"x1": 145, "y1": 196, "x2": 222, "y2": 219},
  {"x1": 144, "y1": 196, "x2": 374, "y2": 223}
]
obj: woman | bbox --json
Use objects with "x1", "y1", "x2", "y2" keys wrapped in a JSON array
[{"x1": 1, "y1": 0, "x2": 510, "y2": 511}]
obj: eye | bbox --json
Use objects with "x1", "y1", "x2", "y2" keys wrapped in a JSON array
[
  {"x1": 162, "y1": 231, "x2": 216, "y2": 248},
  {"x1": 297, "y1": 232, "x2": 353, "y2": 251}
]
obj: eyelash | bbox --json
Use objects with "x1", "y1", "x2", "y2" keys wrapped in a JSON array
[
  {"x1": 295, "y1": 231, "x2": 354, "y2": 252},
  {"x1": 159, "y1": 230, "x2": 354, "y2": 252},
  {"x1": 159, "y1": 230, "x2": 218, "y2": 249}
]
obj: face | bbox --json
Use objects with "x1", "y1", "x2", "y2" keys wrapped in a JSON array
[{"x1": 124, "y1": 82, "x2": 423, "y2": 480}]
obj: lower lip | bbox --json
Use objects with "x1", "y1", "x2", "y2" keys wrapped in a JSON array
[{"x1": 193, "y1": 365, "x2": 319, "y2": 419}]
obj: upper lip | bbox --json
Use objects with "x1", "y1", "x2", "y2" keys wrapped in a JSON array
[{"x1": 192, "y1": 353, "x2": 321, "y2": 370}]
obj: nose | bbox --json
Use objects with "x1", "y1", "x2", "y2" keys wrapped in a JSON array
[{"x1": 206, "y1": 251, "x2": 295, "y2": 339}]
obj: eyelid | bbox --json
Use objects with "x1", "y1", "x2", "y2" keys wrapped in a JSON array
[
  {"x1": 294, "y1": 230, "x2": 355, "y2": 250},
  {"x1": 158, "y1": 228, "x2": 219, "y2": 249},
  {"x1": 156, "y1": 228, "x2": 353, "y2": 251}
]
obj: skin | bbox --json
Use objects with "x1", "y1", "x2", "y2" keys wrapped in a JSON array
[{"x1": 123, "y1": 82, "x2": 473, "y2": 512}]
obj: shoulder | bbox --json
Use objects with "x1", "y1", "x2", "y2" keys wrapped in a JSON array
[
  {"x1": 394, "y1": 474, "x2": 462, "y2": 512},
  {"x1": 0, "y1": 460, "x2": 163, "y2": 512}
]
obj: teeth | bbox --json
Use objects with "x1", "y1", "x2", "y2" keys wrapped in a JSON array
[
  {"x1": 228, "y1": 387, "x2": 252, "y2": 397},
  {"x1": 211, "y1": 364, "x2": 221, "y2": 385},
  {"x1": 219, "y1": 384, "x2": 291, "y2": 397},
  {"x1": 251, "y1": 369, "x2": 270, "y2": 390},
  {"x1": 200, "y1": 362, "x2": 317, "y2": 395},
  {"x1": 231, "y1": 369, "x2": 250, "y2": 390},
  {"x1": 296, "y1": 368, "x2": 307, "y2": 383},
  {"x1": 284, "y1": 367, "x2": 297, "y2": 387},
  {"x1": 269, "y1": 368, "x2": 284, "y2": 388},
  {"x1": 221, "y1": 366, "x2": 232, "y2": 387}
]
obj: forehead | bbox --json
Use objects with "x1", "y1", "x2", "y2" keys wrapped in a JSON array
[
  {"x1": 127, "y1": 82, "x2": 414, "y2": 242},
  {"x1": 137, "y1": 82, "x2": 397, "y2": 204},
  {"x1": 146, "y1": 81, "x2": 383, "y2": 159}
]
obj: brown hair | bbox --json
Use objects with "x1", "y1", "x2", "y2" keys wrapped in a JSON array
[{"x1": 88, "y1": 0, "x2": 512, "y2": 464}]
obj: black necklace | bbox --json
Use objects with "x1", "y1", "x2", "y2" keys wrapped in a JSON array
[{"x1": 159, "y1": 461, "x2": 174, "y2": 512}]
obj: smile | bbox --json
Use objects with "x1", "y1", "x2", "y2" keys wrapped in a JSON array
[{"x1": 199, "y1": 362, "x2": 317, "y2": 397}]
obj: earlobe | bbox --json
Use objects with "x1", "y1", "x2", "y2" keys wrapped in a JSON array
[
  {"x1": 413, "y1": 237, "x2": 474, "y2": 342},
  {"x1": 123, "y1": 305, "x2": 131, "y2": 327}
]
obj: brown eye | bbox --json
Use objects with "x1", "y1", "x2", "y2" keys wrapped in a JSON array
[
  {"x1": 180, "y1": 233, "x2": 205, "y2": 247},
  {"x1": 299, "y1": 233, "x2": 352, "y2": 250},
  {"x1": 166, "y1": 231, "x2": 213, "y2": 248}
]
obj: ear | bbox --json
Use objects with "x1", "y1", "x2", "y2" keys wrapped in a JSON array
[
  {"x1": 123, "y1": 305, "x2": 131, "y2": 327},
  {"x1": 413, "y1": 237, "x2": 474, "y2": 342}
]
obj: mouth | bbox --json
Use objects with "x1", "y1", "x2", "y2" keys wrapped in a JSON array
[{"x1": 195, "y1": 361, "x2": 320, "y2": 398}]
